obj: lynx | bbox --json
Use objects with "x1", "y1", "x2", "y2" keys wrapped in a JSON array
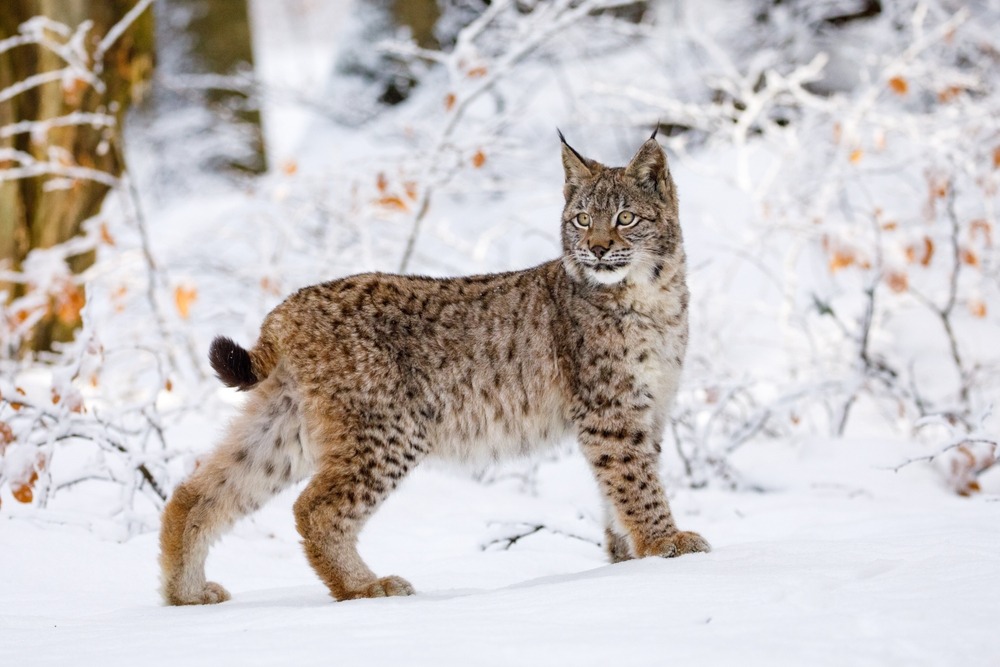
[{"x1": 159, "y1": 131, "x2": 710, "y2": 605}]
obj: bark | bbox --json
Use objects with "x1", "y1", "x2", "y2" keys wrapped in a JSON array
[
  {"x1": 0, "y1": 0, "x2": 154, "y2": 351},
  {"x1": 165, "y1": 0, "x2": 265, "y2": 174}
]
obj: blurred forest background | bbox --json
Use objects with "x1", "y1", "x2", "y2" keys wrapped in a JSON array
[{"x1": 0, "y1": 0, "x2": 998, "y2": 534}]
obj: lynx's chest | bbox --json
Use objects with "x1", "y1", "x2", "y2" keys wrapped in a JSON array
[{"x1": 617, "y1": 275, "x2": 689, "y2": 416}]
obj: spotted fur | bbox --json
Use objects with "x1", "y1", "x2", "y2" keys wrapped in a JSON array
[{"x1": 158, "y1": 133, "x2": 709, "y2": 605}]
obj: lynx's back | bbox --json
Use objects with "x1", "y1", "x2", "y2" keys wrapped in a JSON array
[{"x1": 270, "y1": 264, "x2": 574, "y2": 466}]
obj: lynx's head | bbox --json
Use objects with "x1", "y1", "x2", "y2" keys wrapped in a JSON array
[{"x1": 559, "y1": 131, "x2": 681, "y2": 287}]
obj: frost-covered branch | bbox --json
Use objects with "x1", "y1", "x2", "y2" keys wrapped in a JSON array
[
  {"x1": 481, "y1": 520, "x2": 600, "y2": 551},
  {"x1": 592, "y1": 0, "x2": 1000, "y2": 492},
  {"x1": 393, "y1": 0, "x2": 642, "y2": 272}
]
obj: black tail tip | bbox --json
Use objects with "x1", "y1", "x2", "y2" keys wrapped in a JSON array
[{"x1": 209, "y1": 336, "x2": 258, "y2": 390}]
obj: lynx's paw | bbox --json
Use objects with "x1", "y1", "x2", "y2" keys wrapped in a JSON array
[
  {"x1": 347, "y1": 575, "x2": 415, "y2": 600},
  {"x1": 164, "y1": 581, "x2": 231, "y2": 606},
  {"x1": 651, "y1": 531, "x2": 711, "y2": 558}
]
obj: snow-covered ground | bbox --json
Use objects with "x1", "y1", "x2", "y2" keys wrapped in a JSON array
[
  {"x1": 3, "y1": 436, "x2": 998, "y2": 666},
  {"x1": 3, "y1": 2, "x2": 999, "y2": 665}
]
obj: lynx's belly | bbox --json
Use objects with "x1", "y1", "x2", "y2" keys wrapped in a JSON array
[{"x1": 428, "y1": 369, "x2": 572, "y2": 466}]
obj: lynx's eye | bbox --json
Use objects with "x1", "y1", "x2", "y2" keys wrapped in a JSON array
[
  {"x1": 573, "y1": 213, "x2": 591, "y2": 228},
  {"x1": 616, "y1": 211, "x2": 636, "y2": 227}
]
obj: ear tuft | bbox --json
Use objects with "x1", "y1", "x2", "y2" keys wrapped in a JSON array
[{"x1": 558, "y1": 129, "x2": 595, "y2": 187}]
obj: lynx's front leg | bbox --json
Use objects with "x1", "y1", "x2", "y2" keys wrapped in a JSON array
[{"x1": 579, "y1": 422, "x2": 709, "y2": 560}]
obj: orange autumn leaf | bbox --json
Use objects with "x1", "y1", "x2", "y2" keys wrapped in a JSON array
[
  {"x1": 100, "y1": 223, "x2": 116, "y2": 246},
  {"x1": 880, "y1": 220, "x2": 898, "y2": 231},
  {"x1": 961, "y1": 248, "x2": 979, "y2": 267},
  {"x1": 62, "y1": 77, "x2": 88, "y2": 106},
  {"x1": 937, "y1": 85, "x2": 963, "y2": 103},
  {"x1": 403, "y1": 181, "x2": 418, "y2": 201},
  {"x1": 112, "y1": 284, "x2": 128, "y2": 313},
  {"x1": 950, "y1": 444, "x2": 994, "y2": 496},
  {"x1": 0, "y1": 421, "x2": 13, "y2": 452},
  {"x1": 885, "y1": 271, "x2": 908, "y2": 293},
  {"x1": 12, "y1": 482, "x2": 33, "y2": 503},
  {"x1": 12, "y1": 470, "x2": 38, "y2": 504},
  {"x1": 968, "y1": 300, "x2": 987, "y2": 318},
  {"x1": 281, "y1": 160, "x2": 298, "y2": 176},
  {"x1": 931, "y1": 178, "x2": 948, "y2": 200},
  {"x1": 444, "y1": 93, "x2": 456, "y2": 111},
  {"x1": 467, "y1": 66, "x2": 488, "y2": 78},
  {"x1": 376, "y1": 172, "x2": 388, "y2": 193},
  {"x1": 970, "y1": 219, "x2": 993, "y2": 247},
  {"x1": 849, "y1": 149, "x2": 863, "y2": 164},
  {"x1": 50, "y1": 386, "x2": 83, "y2": 413},
  {"x1": 164, "y1": 378, "x2": 173, "y2": 392},
  {"x1": 828, "y1": 248, "x2": 856, "y2": 272},
  {"x1": 888, "y1": 76, "x2": 908, "y2": 95},
  {"x1": 9, "y1": 387, "x2": 26, "y2": 412},
  {"x1": 919, "y1": 237, "x2": 934, "y2": 266},
  {"x1": 174, "y1": 285, "x2": 198, "y2": 319},
  {"x1": 260, "y1": 276, "x2": 281, "y2": 296},
  {"x1": 471, "y1": 149, "x2": 486, "y2": 169},
  {"x1": 959, "y1": 480, "x2": 981, "y2": 496},
  {"x1": 375, "y1": 195, "x2": 409, "y2": 211},
  {"x1": 55, "y1": 284, "x2": 85, "y2": 325},
  {"x1": 993, "y1": 146, "x2": 1000, "y2": 170}
]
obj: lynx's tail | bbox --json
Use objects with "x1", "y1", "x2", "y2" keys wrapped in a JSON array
[{"x1": 209, "y1": 332, "x2": 279, "y2": 391}]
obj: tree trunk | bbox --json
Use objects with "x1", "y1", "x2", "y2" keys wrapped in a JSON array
[
  {"x1": 164, "y1": 0, "x2": 265, "y2": 175},
  {"x1": 0, "y1": 0, "x2": 154, "y2": 352}
]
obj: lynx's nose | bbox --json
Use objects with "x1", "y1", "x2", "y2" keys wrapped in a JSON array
[{"x1": 590, "y1": 244, "x2": 610, "y2": 259}]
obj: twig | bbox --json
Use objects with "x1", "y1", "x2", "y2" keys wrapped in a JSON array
[
  {"x1": 886, "y1": 438, "x2": 997, "y2": 472},
  {"x1": 397, "y1": 0, "x2": 639, "y2": 272},
  {"x1": 481, "y1": 521, "x2": 600, "y2": 551},
  {"x1": 94, "y1": 0, "x2": 154, "y2": 66}
]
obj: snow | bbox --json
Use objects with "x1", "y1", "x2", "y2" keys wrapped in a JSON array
[
  {"x1": 3, "y1": 1, "x2": 999, "y2": 665},
  {"x1": 3, "y1": 437, "x2": 998, "y2": 666}
]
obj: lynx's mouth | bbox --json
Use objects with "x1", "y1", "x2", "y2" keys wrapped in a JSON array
[{"x1": 586, "y1": 262, "x2": 630, "y2": 285}]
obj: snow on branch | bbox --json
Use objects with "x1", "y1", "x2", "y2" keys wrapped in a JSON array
[
  {"x1": 0, "y1": 2, "x2": 153, "y2": 184},
  {"x1": 94, "y1": 0, "x2": 155, "y2": 66},
  {"x1": 384, "y1": 0, "x2": 644, "y2": 272},
  {"x1": 0, "y1": 5, "x2": 203, "y2": 530},
  {"x1": 590, "y1": 0, "x2": 1000, "y2": 492}
]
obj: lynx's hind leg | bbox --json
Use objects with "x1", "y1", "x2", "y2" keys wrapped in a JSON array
[
  {"x1": 293, "y1": 404, "x2": 429, "y2": 601},
  {"x1": 159, "y1": 371, "x2": 312, "y2": 605}
]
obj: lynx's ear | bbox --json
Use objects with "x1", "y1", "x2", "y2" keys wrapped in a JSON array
[
  {"x1": 625, "y1": 135, "x2": 671, "y2": 200},
  {"x1": 558, "y1": 129, "x2": 597, "y2": 193}
]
